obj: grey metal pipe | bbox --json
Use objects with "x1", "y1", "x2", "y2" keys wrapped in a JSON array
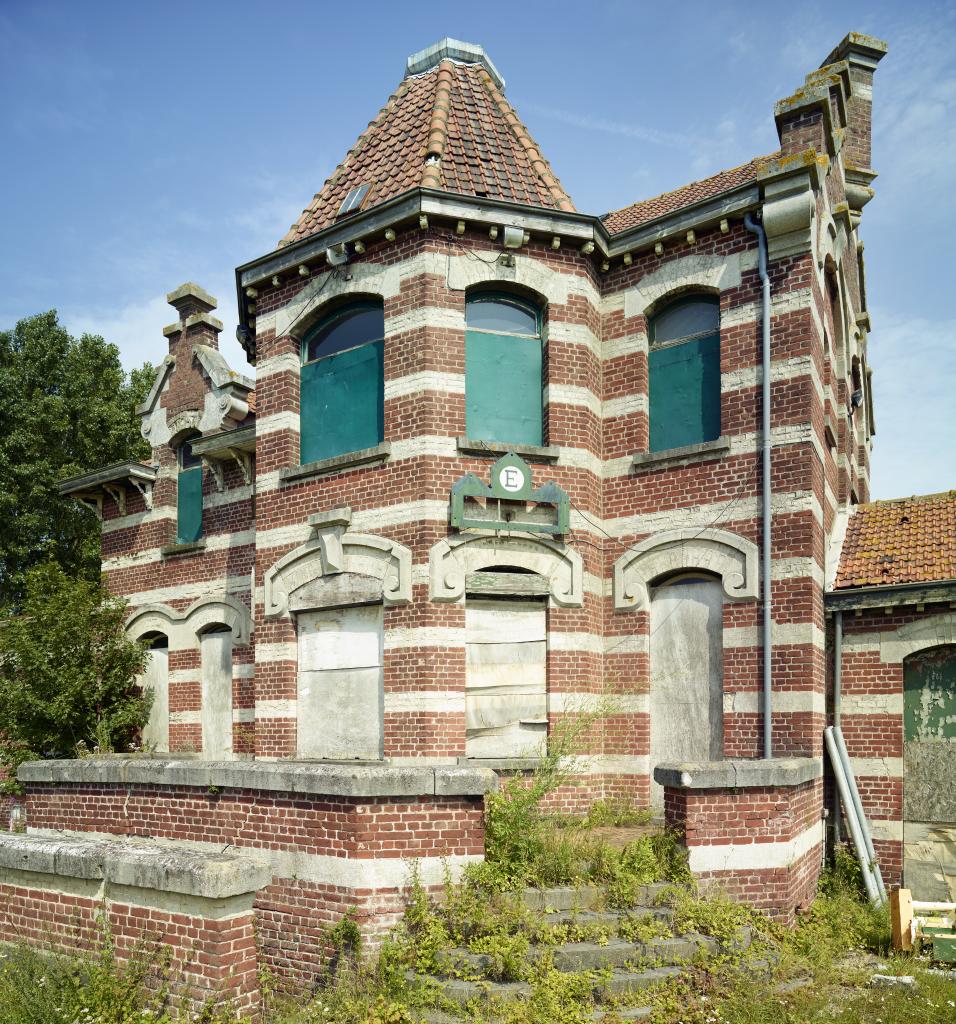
[
  {"x1": 825, "y1": 726, "x2": 882, "y2": 906},
  {"x1": 833, "y1": 609, "x2": 843, "y2": 847},
  {"x1": 745, "y1": 212, "x2": 773, "y2": 759},
  {"x1": 833, "y1": 724, "x2": 887, "y2": 902}
]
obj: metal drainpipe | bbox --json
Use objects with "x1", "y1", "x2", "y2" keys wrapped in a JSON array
[
  {"x1": 745, "y1": 212, "x2": 773, "y2": 760},
  {"x1": 833, "y1": 609, "x2": 843, "y2": 846}
]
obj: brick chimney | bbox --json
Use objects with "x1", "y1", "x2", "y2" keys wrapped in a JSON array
[
  {"x1": 163, "y1": 282, "x2": 222, "y2": 355},
  {"x1": 820, "y1": 32, "x2": 888, "y2": 170}
]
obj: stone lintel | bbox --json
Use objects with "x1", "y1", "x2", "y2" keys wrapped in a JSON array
[
  {"x1": 653, "y1": 758, "x2": 821, "y2": 791},
  {"x1": 18, "y1": 757, "x2": 499, "y2": 798},
  {"x1": 0, "y1": 832, "x2": 269, "y2": 899}
]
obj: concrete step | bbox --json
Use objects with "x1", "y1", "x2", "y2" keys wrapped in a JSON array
[
  {"x1": 589, "y1": 1008, "x2": 653, "y2": 1021},
  {"x1": 407, "y1": 971, "x2": 531, "y2": 1006},
  {"x1": 598, "y1": 966, "x2": 684, "y2": 999},
  {"x1": 521, "y1": 882, "x2": 673, "y2": 913},
  {"x1": 542, "y1": 906, "x2": 674, "y2": 930},
  {"x1": 549, "y1": 935, "x2": 712, "y2": 972}
]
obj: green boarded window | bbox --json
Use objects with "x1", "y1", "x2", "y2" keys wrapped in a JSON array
[
  {"x1": 649, "y1": 295, "x2": 721, "y2": 452},
  {"x1": 301, "y1": 302, "x2": 385, "y2": 464},
  {"x1": 177, "y1": 436, "x2": 203, "y2": 544},
  {"x1": 465, "y1": 293, "x2": 542, "y2": 446}
]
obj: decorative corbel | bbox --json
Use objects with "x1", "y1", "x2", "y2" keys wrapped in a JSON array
[
  {"x1": 102, "y1": 483, "x2": 126, "y2": 517},
  {"x1": 78, "y1": 494, "x2": 104, "y2": 520},
  {"x1": 203, "y1": 456, "x2": 226, "y2": 492},
  {"x1": 227, "y1": 447, "x2": 253, "y2": 485},
  {"x1": 307, "y1": 507, "x2": 352, "y2": 575},
  {"x1": 129, "y1": 477, "x2": 154, "y2": 510}
]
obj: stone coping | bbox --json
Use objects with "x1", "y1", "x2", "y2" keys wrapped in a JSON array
[
  {"x1": 653, "y1": 758, "x2": 821, "y2": 791},
  {"x1": 0, "y1": 833, "x2": 269, "y2": 899},
  {"x1": 18, "y1": 757, "x2": 499, "y2": 798}
]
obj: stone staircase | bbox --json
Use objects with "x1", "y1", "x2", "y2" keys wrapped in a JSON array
[{"x1": 408, "y1": 883, "x2": 752, "y2": 1023}]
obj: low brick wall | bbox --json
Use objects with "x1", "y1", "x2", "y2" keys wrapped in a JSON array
[
  {"x1": 0, "y1": 833, "x2": 266, "y2": 1016},
  {"x1": 656, "y1": 758, "x2": 824, "y2": 924},
  {"x1": 15, "y1": 758, "x2": 496, "y2": 985}
]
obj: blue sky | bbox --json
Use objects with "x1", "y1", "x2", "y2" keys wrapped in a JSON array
[{"x1": 1, "y1": 0, "x2": 953, "y2": 500}]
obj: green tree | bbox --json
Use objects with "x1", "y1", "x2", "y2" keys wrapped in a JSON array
[
  {"x1": 0, "y1": 563, "x2": 150, "y2": 788},
  {"x1": 0, "y1": 310, "x2": 154, "y2": 607}
]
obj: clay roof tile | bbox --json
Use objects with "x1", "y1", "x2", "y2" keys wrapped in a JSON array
[{"x1": 834, "y1": 491, "x2": 956, "y2": 589}]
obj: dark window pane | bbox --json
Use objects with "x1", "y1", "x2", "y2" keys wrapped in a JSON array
[
  {"x1": 466, "y1": 295, "x2": 538, "y2": 336},
  {"x1": 179, "y1": 437, "x2": 202, "y2": 469},
  {"x1": 652, "y1": 297, "x2": 719, "y2": 346},
  {"x1": 304, "y1": 305, "x2": 385, "y2": 363}
]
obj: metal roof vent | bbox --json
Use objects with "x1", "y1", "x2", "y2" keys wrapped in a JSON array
[{"x1": 404, "y1": 38, "x2": 505, "y2": 92}]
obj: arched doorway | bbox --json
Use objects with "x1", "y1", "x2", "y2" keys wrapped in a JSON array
[
  {"x1": 903, "y1": 644, "x2": 956, "y2": 900},
  {"x1": 465, "y1": 566, "x2": 548, "y2": 759},
  {"x1": 139, "y1": 633, "x2": 169, "y2": 753},
  {"x1": 649, "y1": 572, "x2": 724, "y2": 807}
]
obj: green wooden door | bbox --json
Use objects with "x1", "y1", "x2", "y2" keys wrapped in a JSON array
[
  {"x1": 649, "y1": 333, "x2": 720, "y2": 452},
  {"x1": 300, "y1": 340, "x2": 384, "y2": 464},
  {"x1": 465, "y1": 330, "x2": 542, "y2": 445},
  {"x1": 903, "y1": 645, "x2": 956, "y2": 901}
]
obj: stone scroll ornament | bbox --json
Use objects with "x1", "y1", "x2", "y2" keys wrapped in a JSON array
[
  {"x1": 263, "y1": 511, "x2": 412, "y2": 619},
  {"x1": 613, "y1": 528, "x2": 759, "y2": 611}
]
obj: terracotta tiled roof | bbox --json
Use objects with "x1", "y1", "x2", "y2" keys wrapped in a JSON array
[
  {"x1": 245, "y1": 390, "x2": 256, "y2": 415},
  {"x1": 280, "y1": 60, "x2": 575, "y2": 247},
  {"x1": 834, "y1": 492, "x2": 956, "y2": 589},
  {"x1": 601, "y1": 156, "x2": 777, "y2": 235}
]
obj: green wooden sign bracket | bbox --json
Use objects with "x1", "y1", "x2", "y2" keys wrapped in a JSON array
[{"x1": 449, "y1": 452, "x2": 570, "y2": 536}]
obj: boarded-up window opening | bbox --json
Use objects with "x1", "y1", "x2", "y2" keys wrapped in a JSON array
[
  {"x1": 903, "y1": 645, "x2": 956, "y2": 901},
  {"x1": 465, "y1": 292, "x2": 543, "y2": 446},
  {"x1": 649, "y1": 572, "x2": 724, "y2": 807},
  {"x1": 177, "y1": 435, "x2": 203, "y2": 543},
  {"x1": 648, "y1": 295, "x2": 720, "y2": 452},
  {"x1": 465, "y1": 595, "x2": 547, "y2": 758},
  {"x1": 297, "y1": 603, "x2": 384, "y2": 760},
  {"x1": 200, "y1": 626, "x2": 233, "y2": 759},
  {"x1": 300, "y1": 302, "x2": 385, "y2": 464},
  {"x1": 140, "y1": 633, "x2": 169, "y2": 753}
]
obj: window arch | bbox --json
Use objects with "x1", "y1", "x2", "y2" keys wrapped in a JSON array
[
  {"x1": 648, "y1": 294, "x2": 720, "y2": 452},
  {"x1": 176, "y1": 433, "x2": 203, "y2": 543},
  {"x1": 465, "y1": 291, "x2": 543, "y2": 446},
  {"x1": 300, "y1": 300, "x2": 385, "y2": 463}
]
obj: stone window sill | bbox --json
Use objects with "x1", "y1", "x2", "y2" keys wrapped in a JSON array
[
  {"x1": 160, "y1": 539, "x2": 207, "y2": 559},
  {"x1": 279, "y1": 442, "x2": 391, "y2": 484},
  {"x1": 631, "y1": 436, "x2": 730, "y2": 471},
  {"x1": 457, "y1": 437, "x2": 560, "y2": 463}
]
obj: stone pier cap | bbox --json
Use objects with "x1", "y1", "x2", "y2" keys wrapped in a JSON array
[
  {"x1": 0, "y1": 832, "x2": 270, "y2": 899},
  {"x1": 654, "y1": 758, "x2": 821, "y2": 790},
  {"x1": 18, "y1": 757, "x2": 499, "y2": 798}
]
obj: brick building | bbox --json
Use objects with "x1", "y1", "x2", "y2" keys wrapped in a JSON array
[{"x1": 8, "y1": 30, "x2": 949, "y2": 1014}]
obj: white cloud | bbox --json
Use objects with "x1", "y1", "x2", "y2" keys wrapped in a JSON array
[
  {"x1": 868, "y1": 308, "x2": 956, "y2": 499},
  {"x1": 520, "y1": 101, "x2": 692, "y2": 149}
]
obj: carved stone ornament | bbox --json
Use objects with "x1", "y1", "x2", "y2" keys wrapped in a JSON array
[
  {"x1": 429, "y1": 532, "x2": 583, "y2": 607},
  {"x1": 263, "y1": 516, "x2": 412, "y2": 619},
  {"x1": 613, "y1": 527, "x2": 759, "y2": 611}
]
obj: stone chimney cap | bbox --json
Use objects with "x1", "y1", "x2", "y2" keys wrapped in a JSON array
[
  {"x1": 166, "y1": 282, "x2": 218, "y2": 314},
  {"x1": 405, "y1": 38, "x2": 505, "y2": 92},
  {"x1": 821, "y1": 32, "x2": 888, "y2": 71}
]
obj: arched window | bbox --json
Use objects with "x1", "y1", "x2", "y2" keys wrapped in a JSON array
[
  {"x1": 648, "y1": 295, "x2": 720, "y2": 452},
  {"x1": 300, "y1": 301, "x2": 385, "y2": 464},
  {"x1": 177, "y1": 434, "x2": 203, "y2": 543},
  {"x1": 465, "y1": 292, "x2": 543, "y2": 446}
]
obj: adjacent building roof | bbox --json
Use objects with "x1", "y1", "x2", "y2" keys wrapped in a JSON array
[
  {"x1": 835, "y1": 492, "x2": 956, "y2": 589},
  {"x1": 601, "y1": 156, "x2": 774, "y2": 235},
  {"x1": 280, "y1": 40, "x2": 575, "y2": 247}
]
